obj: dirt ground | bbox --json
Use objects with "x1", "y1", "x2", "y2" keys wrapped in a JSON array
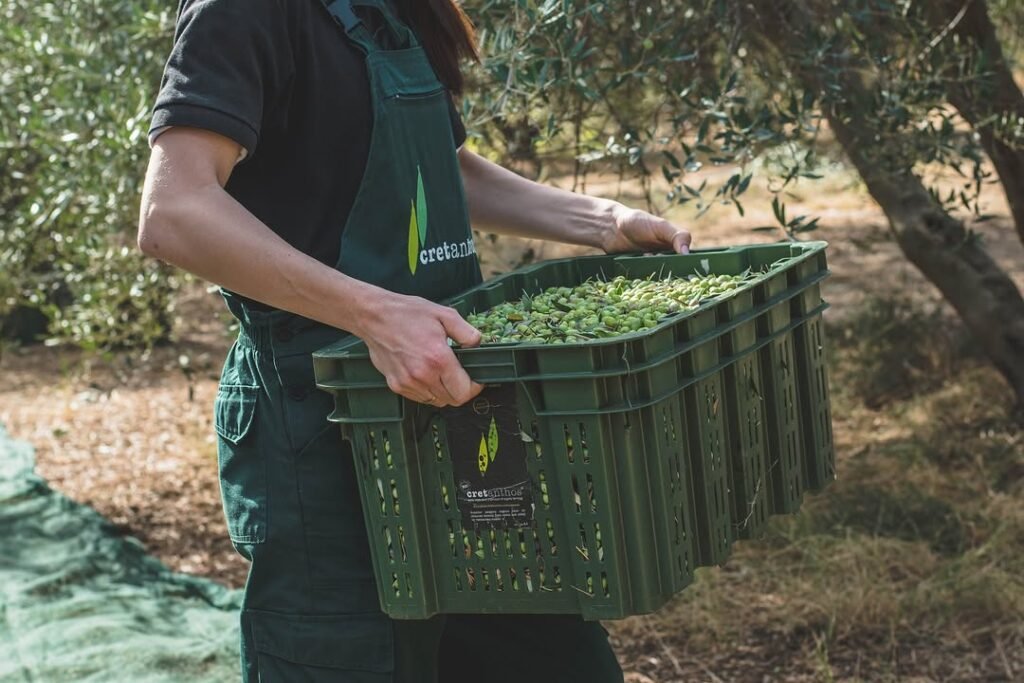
[{"x1": 2, "y1": 170, "x2": 1022, "y2": 682}]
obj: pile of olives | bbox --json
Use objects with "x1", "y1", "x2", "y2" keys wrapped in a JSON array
[{"x1": 466, "y1": 271, "x2": 751, "y2": 345}]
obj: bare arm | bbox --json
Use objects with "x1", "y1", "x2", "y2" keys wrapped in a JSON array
[
  {"x1": 458, "y1": 147, "x2": 692, "y2": 254},
  {"x1": 138, "y1": 127, "x2": 481, "y2": 406}
]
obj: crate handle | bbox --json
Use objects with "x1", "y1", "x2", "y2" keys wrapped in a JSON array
[{"x1": 324, "y1": 301, "x2": 827, "y2": 423}]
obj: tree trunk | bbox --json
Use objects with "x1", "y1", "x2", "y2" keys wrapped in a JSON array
[
  {"x1": 924, "y1": 0, "x2": 1024, "y2": 244},
  {"x1": 826, "y1": 114, "x2": 1024, "y2": 402},
  {"x1": 743, "y1": 0, "x2": 1024, "y2": 402}
]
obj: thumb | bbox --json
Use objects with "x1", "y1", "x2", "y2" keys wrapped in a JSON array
[
  {"x1": 440, "y1": 308, "x2": 482, "y2": 348},
  {"x1": 672, "y1": 228, "x2": 692, "y2": 254}
]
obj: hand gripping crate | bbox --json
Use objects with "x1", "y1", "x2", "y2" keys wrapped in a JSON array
[{"x1": 312, "y1": 241, "x2": 835, "y2": 620}]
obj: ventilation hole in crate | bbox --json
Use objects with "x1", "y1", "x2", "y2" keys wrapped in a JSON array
[
  {"x1": 447, "y1": 521, "x2": 457, "y2": 558},
  {"x1": 439, "y1": 473, "x2": 450, "y2": 510},
  {"x1": 524, "y1": 567, "x2": 534, "y2": 593},
  {"x1": 389, "y1": 479, "x2": 400, "y2": 515},
  {"x1": 553, "y1": 565, "x2": 562, "y2": 589},
  {"x1": 577, "y1": 524, "x2": 590, "y2": 562},
  {"x1": 676, "y1": 554, "x2": 684, "y2": 579},
  {"x1": 586, "y1": 474, "x2": 598, "y2": 513},
  {"x1": 481, "y1": 568, "x2": 491, "y2": 592},
  {"x1": 397, "y1": 525, "x2": 407, "y2": 562},
  {"x1": 432, "y1": 424, "x2": 444, "y2": 461},
  {"x1": 383, "y1": 526, "x2": 394, "y2": 563},
  {"x1": 531, "y1": 422, "x2": 543, "y2": 460},
  {"x1": 538, "y1": 565, "x2": 546, "y2": 589},
  {"x1": 466, "y1": 568, "x2": 476, "y2": 591},
  {"x1": 495, "y1": 568, "x2": 504, "y2": 592},
  {"x1": 382, "y1": 430, "x2": 394, "y2": 469},
  {"x1": 489, "y1": 528, "x2": 499, "y2": 556},
  {"x1": 817, "y1": 365, "x2": 827, "y2": 398},
  {"x1": 462, "y1": 530, "x2": 473, "y2": 559},
  {"x1": 473, "y1": 534, "x2": 486, "y2": 561},
  {"x1": 375, "y1": 478, "x2": 387, "y2": 516},
  {"x1": 578, "y1": 423, "x2": 590, "y2": 464},
  {"x1": 545, "y1": 518, "x2": 558, "y2": 556},
  {"x1": 564, "y1": 424, "x2": 575, "y2": 464},
  {"x1": 503, "y1": 530, "x2": 513, "y2": 558},
  {"x1": 666, "y1": 452, "x2": 676, "y2": 494},
  {"x1": 510, "y1": 567, "x2": 519, "y2": 591},
  {"x1": 531, "y1": 525, "x2": 544, "y2": 558},
  {"x1": 571, "y1": 474, "x2": 582, "y2": 513},
  {"x1": 601, "y1": 571, "x2": 610, "y2": 597},
  {"x1": 788, "y1": 381, "x2": 798, "y2": 423},
  {"x1": 405, "y1": 572, "x2": 413, "y2": 598},
  {"x1": 454, "y1": 568, "x2": 463, "y2": 591},
  {"x1": 594, "y1": 522, "x2": 604, "y2": 562},
  {"x1": 673, "y1": 507, "x2": 681, "y2": 544},
  {"x1": 390, "y1": 572, "x2": 400, "y2": 597},
  {"x1": 368, "y1": 431, "x2": 380, "y2": 470},
  {"x1": 538, "y1": 470, "x2": 550, "y2": 508}
]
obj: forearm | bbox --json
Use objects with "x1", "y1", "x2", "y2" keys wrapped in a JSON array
[
  {"x1": 458, "y1": 148, "x2": 617, "y2": 249},
  {"x1": 138, "y1": 167, "x2": 383, "y2": 337}
]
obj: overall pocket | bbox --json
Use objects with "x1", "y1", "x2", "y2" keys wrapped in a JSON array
[
  {"x1": 215, "y1": 383, "x2": 267, "y2": 549},
  {"x1": 296, "y1": 423, "x2": 377, "y2": 589}
]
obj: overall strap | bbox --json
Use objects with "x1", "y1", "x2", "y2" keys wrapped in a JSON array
[{"x1": 320, "y1": 0, "x2": 418, "y2": 53}]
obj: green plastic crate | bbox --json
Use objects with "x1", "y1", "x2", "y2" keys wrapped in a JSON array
[{"x1": 313, "y1": 241, "x2": 835, "y2": 620}]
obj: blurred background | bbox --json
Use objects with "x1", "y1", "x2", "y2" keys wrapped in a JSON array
[{"x1": 1, "y1": 1, "x2": 1022, "y2": 681}]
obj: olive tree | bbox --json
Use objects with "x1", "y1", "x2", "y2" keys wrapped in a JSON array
[
  {"x1": 0, "y1": 0, "x2": 177, "y2": 348},
  {"x1": 463, "y1": 0, "x2": 1024, "y2": 402}
]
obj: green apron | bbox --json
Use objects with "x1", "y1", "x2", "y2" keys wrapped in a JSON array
[{"x1": 212, "y1": 1, "x2": 623, "y2": 680}]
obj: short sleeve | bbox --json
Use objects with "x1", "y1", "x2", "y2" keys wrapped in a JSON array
[{"x1": 149, "y1": 0, "x2": 293, "y2": 157}]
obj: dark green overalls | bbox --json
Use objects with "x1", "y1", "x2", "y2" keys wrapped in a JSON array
[{"x1": 213, "y1": 1, "x2": 624, "y2": 680}]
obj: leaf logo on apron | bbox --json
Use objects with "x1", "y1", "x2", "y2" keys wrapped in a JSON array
[
  {"x1": 477, "y1": 416, "x2": 499, "y2": 475},
  {"x1": 405, "y1": 165, "x2": 477, "y2": 276},
  {"x1": 407, "y1": 166, "x2": 429, "y2": 275}
]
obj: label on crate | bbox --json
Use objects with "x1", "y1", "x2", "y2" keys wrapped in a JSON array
[{"x1": 442, "y1": 384, "x2": 533, "y2": 529}]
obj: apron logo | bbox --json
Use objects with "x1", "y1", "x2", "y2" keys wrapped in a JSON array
[
  {"x1": 406, "y1": 164, "x2": 477, "y2": 276},
  {"x1": 477, "y1": 416, "x2": 499, "y2": 475},
  {"x1": 407, "y1": 166, "x2": 429, "y2": 275}
]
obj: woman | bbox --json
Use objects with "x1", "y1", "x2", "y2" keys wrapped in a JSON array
[{"x1": 138, "y1": 0, "x2": 692, "y2": 680}]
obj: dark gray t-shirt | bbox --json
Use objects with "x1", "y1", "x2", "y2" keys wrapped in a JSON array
[{"x1": 150, "y1": 0, "x2": 466, "y2": 268}]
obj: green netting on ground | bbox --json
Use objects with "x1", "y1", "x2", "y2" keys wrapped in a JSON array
[{"x1": 0, "y1": 425, "x2": 242, "y2": 682}]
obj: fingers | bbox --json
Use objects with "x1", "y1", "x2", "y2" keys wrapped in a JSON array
[
  {"x1": 386, "y1": 373, "x2": 449, "y2": 406},
  {"x1": 385, "y1": 343, "x2": 479, "y2": 407},
  {"x1": 672, "y1": 228, "x2": 693, "y2": 254},
  {"x1": 650, "y1": 215, "x2": 692, "y2": 254},
  {"x1": 439, "y1": 307, "x2": 482, "y2": 348},
  {"x1": 439, "y1": 360, "x2": 484, "y2": 407}
]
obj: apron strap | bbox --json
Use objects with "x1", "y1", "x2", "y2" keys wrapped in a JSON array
[{"x1": 320, "y1": 0, "x2": 418, "y2": 53}]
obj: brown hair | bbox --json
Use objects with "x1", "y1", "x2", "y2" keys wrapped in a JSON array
[{"x1": 395, "y1": 0, "x2": 479, "y2": 95}]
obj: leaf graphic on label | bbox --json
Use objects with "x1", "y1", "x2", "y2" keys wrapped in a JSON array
[
  {"x1": 487, "y1": 416, "x2": 499, "y2": 463},
  {"x1": 478, "y1": 434, "x2": 489, "y2": 475},
  {"x1": 407, "y1": 200, "x2": 418, "y2": 275},
  {"x1": 416, "y1": 166, "x2": 428, "y2": 245}
]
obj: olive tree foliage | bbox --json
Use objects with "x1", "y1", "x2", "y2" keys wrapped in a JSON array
[
  {"x1": 0, "y1": 0, "x2": 176, "y2": 349},
  {"x1": 462, "y1": 0, "x2": 1024, "y2": 400}
]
